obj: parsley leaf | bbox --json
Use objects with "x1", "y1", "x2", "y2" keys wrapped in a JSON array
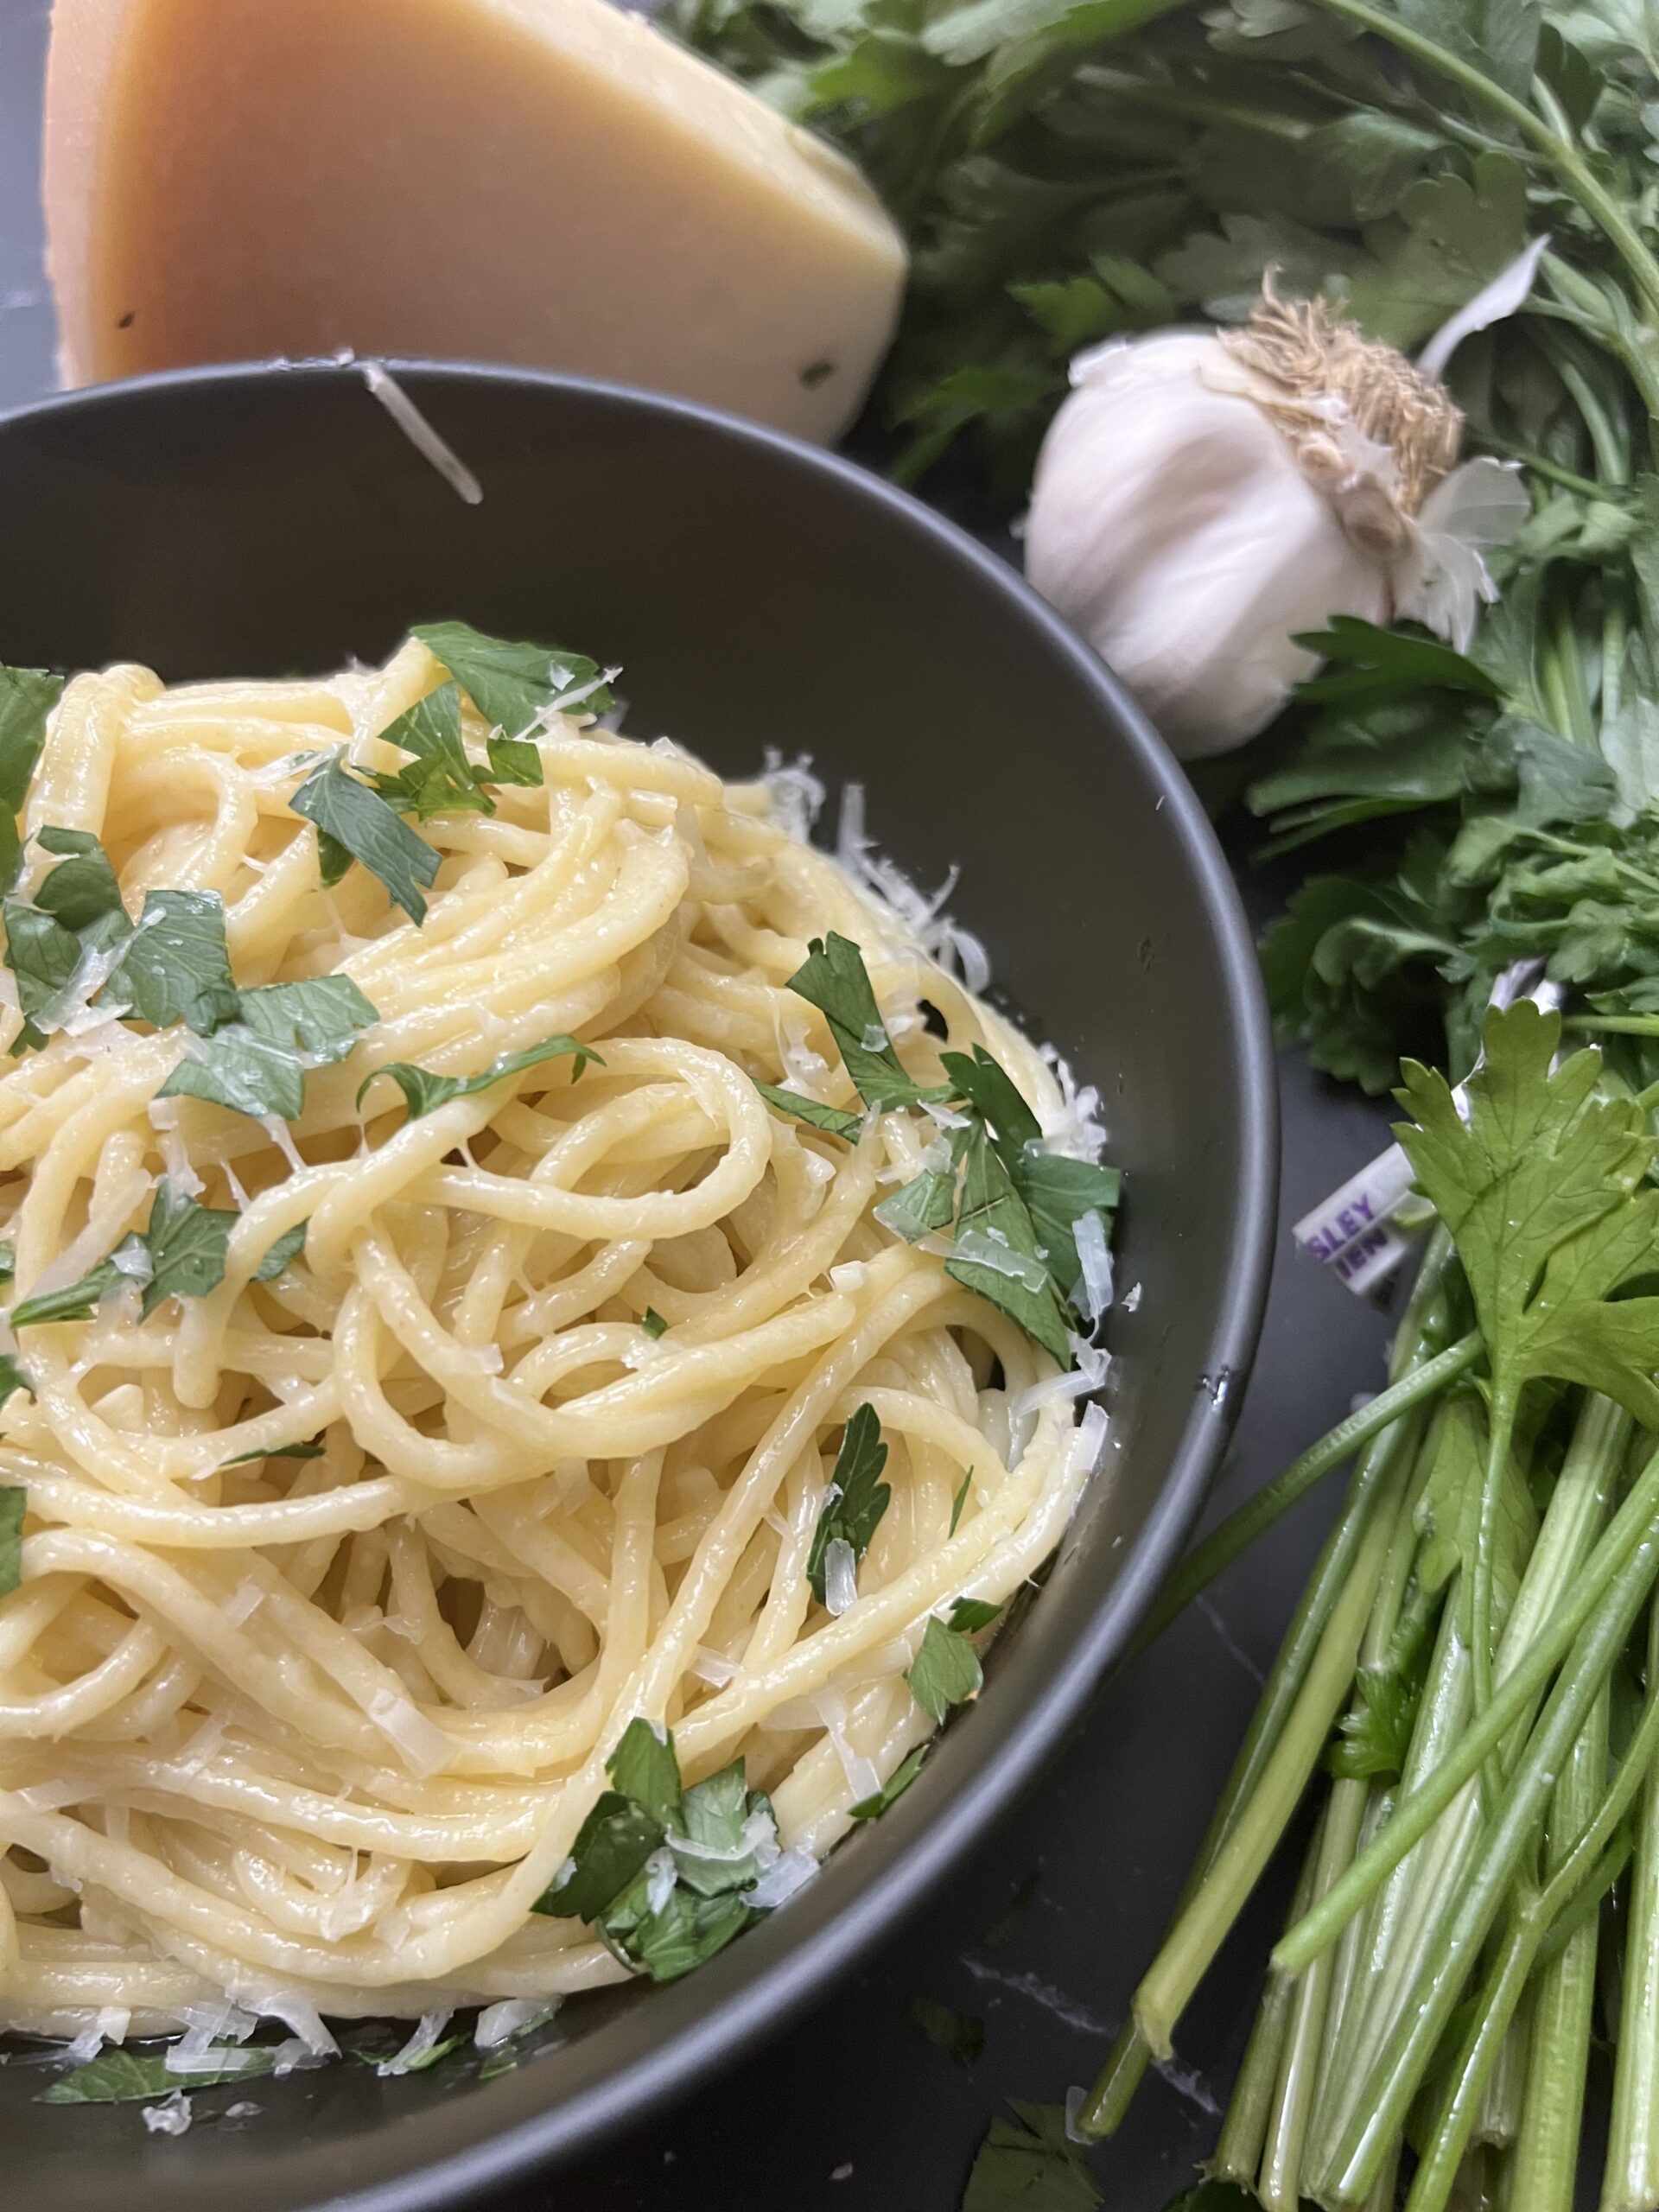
[
  {"x1": 37, "y1": 2047, "x2": 281, "y2": 2104},
  {"x1": 353, "y1": 2031, "x2": 467, "y2": 2076},
  {"x1": 532, "y1": 1792, "x2": 664, "y2": 1924},
  {"x1": 1397, "y1": 1004, "x2": 1659, "y2": 1427},
  {"x1": 162, "y1": 975, "x2": 378, "y2": 1123},
  {"x1": 485, "y1": 735, "x2": 544, "y2": 787},
  {"x1": 1326, "y1": 1663, "x2": 1425, "y2": 1786},
  {"x1": 963, "y1": 2101, "x2": 1102, "y2": 2212},
  {"x1": 849, "y1": 1744, "x2": 929, "y2": 1820},
  {"x1": 946, "y1": 1596, "x2": 1002, "y2": 1634},
  {"x1": 369, "y1": 683, "x2": 493, "y2": 823},
  {"x1": 599, "y1": 1874, "x2": 752, "y2": 1983},
  {"x1": 255, "y1": 1223, "x2": 308, "y2": 1281},
  {"x1": 220, "y1": 1438, "x2": 325, "y2": 1466},
  {"x1": 785, "y1": 934, "x2": 946, "y2": 1110},
  {"x1": 806, "y1": 1402, "x2": 891, "y2": 1605},
  {"x1": 608, "y1": 1717, "x2": 684, "y2": 1830},
  {"x1": 0, "y1": 1243, "x2": 12, "y2": 1283},
  {"x1": 671, "y1": 1762, "x2": 776, "y2": 1898},
  {"x1": 752, "y1": 1081, "x2": 865, "y2": 1142},
  {"x1": 101, "y1": 888, "x2": 240, "y2": 1035},
  {"x1": 874, "y1": 1164, "x2": 957, "y2": 1241},
  {"x1": 943, "y1": 1046, "x2": 1118, "y2": 1295},
  {"x1": 949, "y1": 1470, "x2": 973, "y2": 1535},
  {"x1": 0, "y1": 1484, "x2": 23, "y2": 1599},
  {"x1": 11, "y1": 1181, "x2": 236, "y2": 1327},
  {"x1": 3, "y1": 828, "x2": 133, "y2": 1046},
  {"x1": 641, "y1": 1307, "x2": 667, "y2": 1339},
  {"x1": 0, "y1": 665, "x2": 60, "y2": 887},
  {"x1": 945, "y1": 1122, "x2": 1073, "y2": 1365},
  {"x1": 910, "y1": 1997, "x2": 984, "y2": 2065},
  {"x1": 289, "y1": 750, "x2": 442, "y2": 922},
  {"x1": 0, "y1": 1354, "x2": 33, "y2": 1418},
  {"x1": 906, "y1": 1613, "x2": 984, "y2": 1723},
  {"x1": 411, "y1": 620, "x2": 614, "y2": 735},
  {"x1": 358, "y1": 1033, "x2": 600, "y2": 1122}
]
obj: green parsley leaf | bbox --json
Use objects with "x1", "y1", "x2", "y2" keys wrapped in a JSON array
[
  {"x1": 671, "y1": 1763, "x2": 777, "y2": 1898},
  {"x1": 0, "y1": 666, "x2": 60, "y2": 854},
  {"x1": 37, "y1": 2046, "x2": 280, "y2": 2104},
  {"x1": 910, "y1": 1996, "x2": 983, "y2": 2065},
  {"x1": 1326, "y1": 1663, "x2": 1424, "y2": 1785},
  {"x1": 353, "y1": 2031, "x2": 467, "y2": 2076},
  {"x1": 3, "y1": 828, "x2": 134, "y2": 1045},
  {"x1": 752, "y1": 1080, "x2": 865, "y2": 1142},
  {"x1": 947, "y1": 1596, "x2": 1003, "y2": 1634},
  {"x1": 219, "y1": 1438, "x2": 325, "y2": 1467},
  {"x1": 101, "y1": 888, "x2": 240, "y2": 1035},
  {"x1": 906, "y1": 1613, "x2": 984, "y2": 1723},
  {"x1": 0, "y1": 1484, "x2": 24, "y2": 1599},
  {"x1": 11, "y1": 1181, "x2": 235, "y2": 1327},
  {"x1": 254, "y1": 1223, "x2": 308, "y2": 1281},
  {"x1": 0, "y1": 1353, "x2": 33, "y2": 1418},
  {"x1": 600, "y1": 1872, "x2": 752, "y2": 1982},
  {"x1": 641, "y1": 1307, "x2": 667, "y2": 1339},
  {"x1": 136, "y1": 1182, "x2": 237, "y2": 1317},
  {"x1": 941, "y1": 1046, "x2": 1118, "y2": 1297},
  {"x1": 874, "y1": 1164, "x2": 957, "y2": 1241},
  {"x1": 531, "y1": 1790, "x2": 664, "y2": 1923},
  {"x1": 608, "y1": 1717, "x2": 684, "y2": 1831},
  {"x1": 10, "y1": 1255, "x2": 126, "y2": 1327},
  {"x1": 33, "y1": 827, "x2": 125, "y2": 931},
  {"x1": 949, "y1": 1470, "x2": 973, "y2": 1536},
  {"x1": 1396, "y1": 1004, "x2": 1659, "y2": 1427},
  {"x1": 411, "y1": 620, "x2": 613, "y2": 735},
  {"x1": 940, "y1": 1044, "x2": 1041, "y2": 1156},
  {"x1": 0, "y1": 1242, "x2": 13, "y2": 1284},
  {"x1": 358, "y1": 1033, "x2": 600, "y2": 1122},
  {"x1": 806, "y1": 1402, "x2": 891, "y2": 1605},
  {"x1": 369, "y1": 683, "x2": 494, "y2": 823},
  {"x1": 289, "y1": 750, "x2": 442, "y2": 923},
  {"x1": 849, "y1": 1744, "x2": 929, "y2": 1821},
  {"x1": 945, "y1": 1122, "x2": 1073, "y2": 1365},
  {"x1": 963, "y1": 2101, "x2": 1102, "y2": 2212},
  {"x1": 162, "y1": 975, "x2": 378, "y2": 1122},
  {"x1": 484, "y1": 735, "x2": 544, "y2": 787},
  {"x1": 785, "y1": 934, "x2": 946, "y2": 1110}
]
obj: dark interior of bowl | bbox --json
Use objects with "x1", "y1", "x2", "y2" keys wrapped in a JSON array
[{"x1": 0, "y1": 363, "x2": 1275, "y2": 2212}]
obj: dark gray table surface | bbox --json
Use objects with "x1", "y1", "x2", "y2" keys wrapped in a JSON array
[{"x1": 0, "y1": 7, "x2": 1402, "y2": 2203}]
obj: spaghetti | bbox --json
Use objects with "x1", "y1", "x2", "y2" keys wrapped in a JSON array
[{"x1": 0, "y1": 632, "x2": 1114, "y2": 2059}]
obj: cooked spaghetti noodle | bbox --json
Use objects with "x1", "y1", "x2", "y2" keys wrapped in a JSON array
[{"x1": 0, "y1": 635, "x2": 1112, "y2": 2057}]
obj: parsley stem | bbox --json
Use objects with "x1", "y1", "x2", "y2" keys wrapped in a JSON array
[
  {"x1": 1299, "y1": 0, "x2": 1659, "y2": 328},
  {"x1": 1132, "y1": 1437, "x2": 1414, "y2": 2061},
  {"x1": 1079, "y1": 1237, "x2": 1461, "y2": 2137},
  {"x1": 1279, "y1": 1435, "x2": 1659, "y2": 1980},
  {"x1": 1510, "y1": 1684, "x2": 1611, "y2": 2212},
  {"x1": 1604, "y1": 1592, "x2": 1659, "y2": 2212},
  {"x1": 1211, "y1": 1812, "x2": 1324, "y2": 2184},
  {"x1": 1131, "y1": 1328, "x2": 1480, "y2": 1654},
  {"x1": 1287, "y1": 1474, "x2": 1659, "y2": 2200}
]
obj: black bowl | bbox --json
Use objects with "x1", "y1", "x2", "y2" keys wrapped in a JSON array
[{"x1": 0, "y1": 362, "x2": 1276, "y2": 2212}]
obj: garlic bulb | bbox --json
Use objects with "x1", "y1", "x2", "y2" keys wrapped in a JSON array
[{"x1": 1023, "y1": 289, "x2": 1529, "y2": 759}]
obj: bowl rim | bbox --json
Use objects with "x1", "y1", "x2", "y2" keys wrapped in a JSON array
[{"x1": 0, "y1": 357, "x2": 1280, "y2": 2210}]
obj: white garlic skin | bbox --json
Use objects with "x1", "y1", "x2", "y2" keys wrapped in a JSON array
[{"x1": 1024, "y1": 334, "x2": 1391, "y2": 760}]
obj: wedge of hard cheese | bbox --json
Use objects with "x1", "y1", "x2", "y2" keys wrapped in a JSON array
[{"x1": 44, "y1": 0, "x2": 907, "y2": 442}]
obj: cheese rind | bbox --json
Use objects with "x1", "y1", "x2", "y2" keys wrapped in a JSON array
[{"x1": 44, "y1": 0, "x2": 907, "y2": 442}]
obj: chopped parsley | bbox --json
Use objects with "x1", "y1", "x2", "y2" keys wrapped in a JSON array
[
  {"x1": 532, "y1": 1718, "x2": 794, "y2": 1982},
  {"x1": 368, "y1": 683, "x2": 493, "y2": 823},
  {"x1": 910, "y1": 1996, "x2": 984, "y2": 2066},
  {"x1": 805, "y1": 1402, "x2": 891, "y2": 1606},
  {"x1": 640, "y1": 1307, "x2": 668, "y2": 1339},
  {"x1": 411, "y1": 620, "x2": 613, "y2": 738},
  {"x1": 963, "y1": 2102, "x2": 1102, "y2": 2212},
  {"x1": 288, "y1": 749, "x2": 442, "y2": 922},
  {"x1": 906, "y1": 1611, "x2": 988, "y2": 1724},
  {"x1": 0, "y1": 1484, "x2": 23, "y2": 1599},
  {"x1": 11, "y1": 1181, "x2": 236, "y2": 1327},
  {"x1": 785, "y1": 932, "x2": 948, "y2": 1111},
  {"x1": 36, "y1": 2046, "x2": 281, "y2": 2104},
  {"x1": 357, "y1": 1033, "x2": 601, "y2": 1123},
  {"x1": 752, "y1": 1083, "x2": 864, "y2": 1141},
  {"x1": 848, "y1": 1744, "x2": 929, "y2": 1821},
  {"x1": 162, "y1": 975, "x2": 379, "y2": 1123},
  {"x1": 0, "y1": 664, "x2": 61, "y2": 891},
  {"x1": 102, "y1": 888, "x2": 240, "y2": 1035}
]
